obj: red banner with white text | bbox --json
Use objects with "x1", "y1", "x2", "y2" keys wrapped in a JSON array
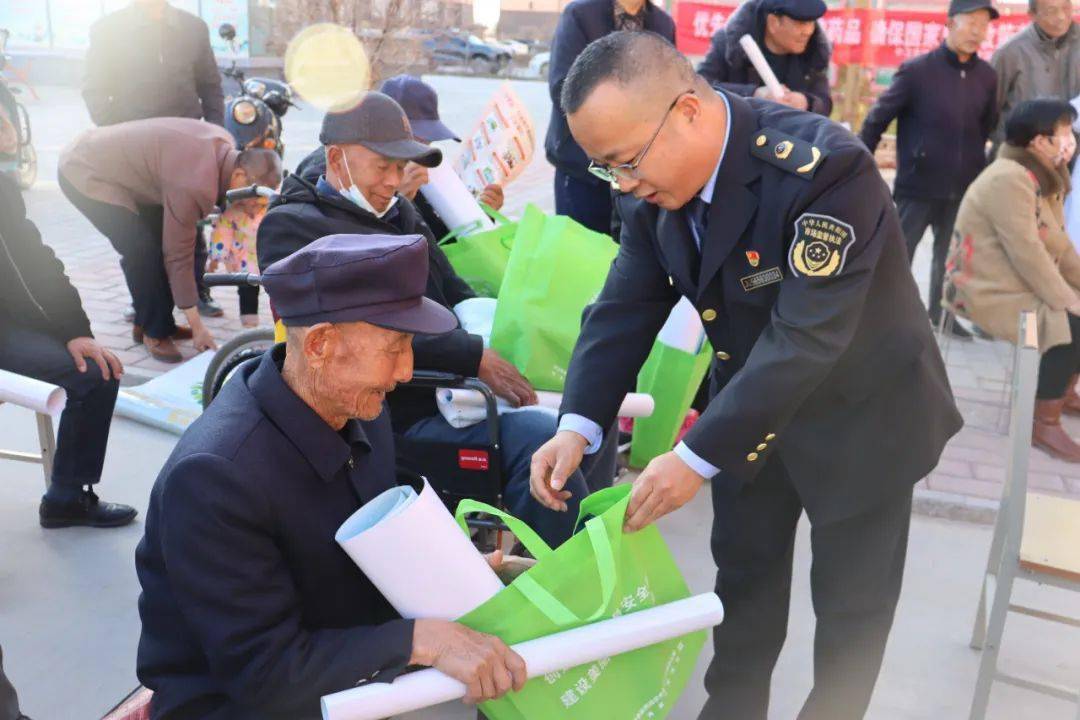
[{"x1": 676, "y1": 2, "x2": 1036, "y2": 66}]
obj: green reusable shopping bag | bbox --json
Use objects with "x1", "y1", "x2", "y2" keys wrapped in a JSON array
[
  {"x1": 454, "y1": 485, "x2": 707, "y2": 720},
  {"x1": 488, "y1": 204, "x2": 618, "y2": 391},
  {"x1": 629, "y1": 340, "x2": 714, "y2": 469},
  {"x1": 439, "y1": 204, "x2": 517, "y2": 298}
]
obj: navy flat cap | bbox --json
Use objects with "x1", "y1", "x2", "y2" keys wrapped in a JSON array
[
  {"x1": 261, "y1": 234, "x2": 458, "y2": 334},
  {"x1": 762, "y1": 0, "x2": 826, "y2": 21},
  {"x1": 319, "y1": 92, "x2": 442, "y2": 168}
]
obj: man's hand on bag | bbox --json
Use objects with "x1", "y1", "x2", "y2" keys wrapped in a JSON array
[
  {"x1": 399, "y1": 162, "x2": 430, "y2": 202},
  {"x1": 411, "y1": 619, "x2": 528, "y2": 704},
  {"x1": 477, "y1": 183, "x2": 505, "y2": 211},
  {"x1": 530, "y1": 431, "x2": 587, "y2": 512},
  {"x1": 66, "y1": 337, "x2": 123, "y2": 381},
  {"x1": 478, "y1": 348, "x2": 537, "y2": 407},
  {"x1": 624, "y1": 451, "x2": 704, "y2": 533},
  {"x1": 485, "y1": 549, "x2": 537, "y2": 584}
]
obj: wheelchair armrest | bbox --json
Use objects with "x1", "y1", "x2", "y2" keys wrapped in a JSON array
[{"x1": 402, "y1": 371, "x2": 500, "y2": 450}]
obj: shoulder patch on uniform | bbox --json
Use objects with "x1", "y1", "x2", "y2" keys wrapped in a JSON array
[
  {"x1": 750, "y1": 128, "x2": 827, "y2": 179},
  {"x1": 788, "y1": 213, "x2": 854, "y2": 278}
]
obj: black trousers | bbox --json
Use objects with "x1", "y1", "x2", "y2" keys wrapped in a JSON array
[
  {"x1": 59, "y1": 173, "x2": 178, "y2": 339},
  {"x1": 0, "y1": 644, "x2": 22, "y2": 720},
  {"x1": 1038, "y1": 313, "x2": 1080, "y2": 399},
  {"x1": 0, "y1": 322, "x2": 119, "y2": 489},
  {"x1": 896, "y1": 196, "x2": 961, "y2": 322},
  {"x1": 194, "y1": 227, "x2": 209, "y2": 299},
  {"x1": 700, "y1": 458, "x2": 912, "y2": 720},
  {"x1": 554, "y1": 169, "x2": 613, "y2": 237}
]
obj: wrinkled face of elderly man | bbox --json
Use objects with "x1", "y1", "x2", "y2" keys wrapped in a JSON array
[{"x1": 283, "y1": 320, "x2": 414, "y2": 426}]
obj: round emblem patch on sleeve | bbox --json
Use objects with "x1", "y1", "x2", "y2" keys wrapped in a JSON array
[{"x1": 788, "y1": 213, "x2": 856, "y2": 278}]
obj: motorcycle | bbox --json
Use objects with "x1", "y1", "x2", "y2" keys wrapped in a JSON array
[
  {"x1": 218, "y1": 23, "x2": 296, "y2": 157},
  {"x1": 0, "y1": 28, "x2": 36, "y2": 190}
]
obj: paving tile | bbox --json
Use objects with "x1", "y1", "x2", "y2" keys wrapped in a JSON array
[
  {"x1": 972, "y1": 464, "x2": 1006, "y2": 483},
  {"x1": 925, "y1": 473, "x2": 1004, "y2": 500},
  {"x1": 932, "y1": 458, "x2": 973, "y2": 478}
]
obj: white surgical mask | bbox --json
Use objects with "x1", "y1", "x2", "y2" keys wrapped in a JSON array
[
  {"x1": 1057, "y1": 133, "x2": 1077, "y2": 166},
  {"x1": 335, "y1": 147, "x2": 399, "y2": 219}
]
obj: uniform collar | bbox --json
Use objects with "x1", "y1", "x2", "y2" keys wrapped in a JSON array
[
  {"x1": 698, "y1": 91, "x2": 730, "y2": 205},
  {"x1": 247, "y1": 344, "x2": 371, "y2": 483},
  {"x1": 939, "y1": 41, "x2": 978, "y2": 69}
]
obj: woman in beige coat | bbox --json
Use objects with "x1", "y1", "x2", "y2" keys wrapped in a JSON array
[{"x1": 944, "y1": 99, "x2": 1080, "y2": 460}]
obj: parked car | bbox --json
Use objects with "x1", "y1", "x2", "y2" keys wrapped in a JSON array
[
  {"x1": 423, "y1": 32, "x2": 511, "y2": 75},
  {"x1": 528, "y1": 51, "x2": 550, "y2": 80}
]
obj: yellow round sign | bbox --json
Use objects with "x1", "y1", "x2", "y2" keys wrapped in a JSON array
[{"x1": 284, "y1": 23, "x2": 371, "y2": 112}]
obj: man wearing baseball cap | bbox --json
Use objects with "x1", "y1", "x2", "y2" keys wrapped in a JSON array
[
  {"x1": 136, "y1": 233, "x2": 527, "y2": 719},
  {"x1": 380, "y1": 74, "x2": 506, "y2": 239},
  {"x1": 860, "y1": 0, "x2": 999, "y2": 339},
  {"x1": 260, "y1": 92, "x2": 613, "y2": 550},
  {"x1": 697, "y1": 0, "x2": 833, "y2": 115}
]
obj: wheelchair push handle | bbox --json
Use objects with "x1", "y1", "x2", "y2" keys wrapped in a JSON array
[
  {"x1": 225, "y1": 184, "x2": 276, "y2": 203},
  {"x1": 203, "y1": 272, "x2": 262, "y2": 288}
]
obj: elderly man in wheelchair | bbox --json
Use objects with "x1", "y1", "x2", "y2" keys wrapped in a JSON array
[{"x1": 256, "y1": 92, "x2": 618, "y2": 549}]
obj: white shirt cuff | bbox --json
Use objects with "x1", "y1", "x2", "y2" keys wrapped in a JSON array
[
  {"x1": 674, "y1": 441, "x2": 720, "y2": 479},
  {"x1": 557, "y1": 414, "x2": 604, "y2": 454}
]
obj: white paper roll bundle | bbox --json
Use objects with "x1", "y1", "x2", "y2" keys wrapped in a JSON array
[
  {"x1": 420, "y1": 159, "x2": 492, "y2": 236},
  {"x1": 738, "y1": 34, "x2": 784, "y2": 98},
  {"x1": 441, "y1": 388, "x2": 654, "y2": 419},
  {"x1": 657, "y1": 297, "x2": 706, "y2": 354},
  {"x1": 321, "y1": 592, "x2": 725, "y2": 720},
  {"x1": 335, "y1": 479, "x2": 504, "y2": 620},
  {"x1": 0, "y1": 369, "x2": 66, "y2": 416}
]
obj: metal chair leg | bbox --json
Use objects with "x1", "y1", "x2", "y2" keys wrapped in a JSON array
[
  {"x1": 970, "y1": 574, "x2": 989, "y2": 650},
  {"x1": 938, "y1": 312, "x2": 953, "y2": 364},
  {"x1": 969, "y1": 553, "x2": 1016, "y2": 719},
  {"x1": 35, "y1": 411, "x2": 55, "y2": 490}
]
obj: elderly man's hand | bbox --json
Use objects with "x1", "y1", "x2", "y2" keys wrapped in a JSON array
[
  {"x1": 399, "y1": 162, "x2": 430, "y2": 202},
  {"x1": 477, "y1": 184, "x2": 505, "y2": 211},
  {"x1": 485, "y1": 549, "x2": 536, "y2": 583},
  {"x1": 779, "y1": 88, "x2": 810, "y2": 111},
  {"x1": 411, "y1": 619, "x2": 528, "y2": 704},
  {"x1": 623, "y1": 451, "x2": 704, "y2": 533},
  {"x1": 66, "y1": 337, "x2": 124, "y2": 381},
  {"x1": 478, "y1": 348, "x2": 537, "y2": 407}
]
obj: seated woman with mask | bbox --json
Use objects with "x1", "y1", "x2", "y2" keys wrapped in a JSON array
[{"x1": 943, "y1": 99, "x2": 1080, "y2": 461}]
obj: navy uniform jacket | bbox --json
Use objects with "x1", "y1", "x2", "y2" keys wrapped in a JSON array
[
  {"x1": 561, "y1": 91, "x2": 962, "y2": 524},
  {"x1": 135, "y1": 345, "x2": 413, "y2": 720}
]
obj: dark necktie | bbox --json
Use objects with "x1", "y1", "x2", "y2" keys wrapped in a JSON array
[{"x1": 686, "y1": 196, "x2": 710, "y2": 251}]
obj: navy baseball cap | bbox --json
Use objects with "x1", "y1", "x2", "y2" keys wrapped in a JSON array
[
  {"x1": 762, "y1": 0, "x2": 826, "y2": 21},
  {"x1": 948, "y1": 0, "x2": 1000, "y2": 19},
  {"x1": 261, "y1": 234, "x2": 458, "y2": 334},
  {"x1": 379, "y1": 74, "x2": 460, "y2": 143},
  {"x1": 319, "y1": 92, "x2": 443, "y2": 168}
]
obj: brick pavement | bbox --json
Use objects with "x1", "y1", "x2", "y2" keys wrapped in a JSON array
[{"x1": 19, "y1": 83, "x2": 1080, "y2": 509}]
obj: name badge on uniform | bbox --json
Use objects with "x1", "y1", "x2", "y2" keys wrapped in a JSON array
[{"x1": 740, "y1": 266, "x2": 783, "y2": 292}]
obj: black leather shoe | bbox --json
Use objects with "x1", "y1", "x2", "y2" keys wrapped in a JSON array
[{"x1": 39, "y1": 488, "x2": 138, "y2": 529}]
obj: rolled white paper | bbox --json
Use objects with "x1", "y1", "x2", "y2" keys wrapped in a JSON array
[
  {"x1": 0, "y1": 369, "x2": 66, "y2": 416},
  {"x1": 335, "y1": 479, "x2": 504, "y2": 620},
  {"x1": 441, "y1": 388, "x2": 654, "y2": 419},
  {"x1": 320, "y1": 592, "x2": 725, "y2": 720},
  {"x1": 452, "y1": 297, "x2": 498, "y2": 347},
  {"x1": 420, "y1": 159, "x2": 492, "y2": 236},
  {"x1": 656, "y1": 297, "x2": 706, "y2": 354},
  {"x1": 738, "y1": 34, "x2": 784, "y2": 98}
]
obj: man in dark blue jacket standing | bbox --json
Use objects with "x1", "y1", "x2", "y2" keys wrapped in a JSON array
[
  {"x1": 860, "y1": 0, "x2": 999, "y2": 338},
  {"x1": 545, "y1": 0, "x2": 676, "y2": 236},
  {"x1": 697, "y1": 0, "x2": 833, "y2": 116}
]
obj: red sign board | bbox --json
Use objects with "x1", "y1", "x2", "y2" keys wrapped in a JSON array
[
  {"x1": 676, "y1": 2, "x2": 1036, "y2": 66},
  {"x1": 458, "y1": 449, "x2": 491, "y2": 471}
]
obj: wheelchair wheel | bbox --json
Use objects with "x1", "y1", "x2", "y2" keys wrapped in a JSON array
[{"x1": 202, "y1": 328, "x2": 275, "y2": 409}]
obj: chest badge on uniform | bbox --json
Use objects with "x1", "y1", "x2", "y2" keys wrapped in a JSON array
[
  {"x1": 745, "y1": 250, "x2": 760, "y2": 267},
  {"x1": 741, "y1": 266, "x2": 783, "y2": 292},
  {"x1": 774, "y1": 141, "x2": 794, "y2": 160},
  {"x1": 788, "y1": 213, "x2": 856, "y2": 278}
]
